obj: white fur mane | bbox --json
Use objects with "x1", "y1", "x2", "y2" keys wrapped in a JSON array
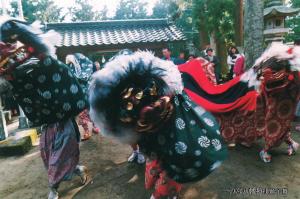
[
  {"x1": 89, "y1": 51, "x2": 183, "y2": 144},
  {"x1": 254, "y1": 42, "x2": 300, "y2": 71},
  {"x1": 100, "y1": 51, "x2": 184, "y2": 94}
]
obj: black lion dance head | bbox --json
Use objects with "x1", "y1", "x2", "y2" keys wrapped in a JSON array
[
  {"x1": 0, "y1": 17, "x2": 59, "y2": 80},
  {"x1": 0, "y1": 17, "x2": 86, "y2": 125},
  {"x1": 89, "y1": 51, "x2": 183, "y2": 143}
]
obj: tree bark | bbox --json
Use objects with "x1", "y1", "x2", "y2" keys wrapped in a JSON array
[
  {"x1": 215, "y1": 34, "x2": 228, "y2": 74},
  {"x1": 244, "y1": 0, "x2": 264, "y2": 68},
  {"x1": 235, "y1": 0, "x2": 244, "y2": 47},
  {"x1": 199, "y1": 20, "x2": 210, "y2": 50}
]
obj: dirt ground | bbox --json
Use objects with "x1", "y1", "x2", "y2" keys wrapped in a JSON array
[{"x1": 0, "y1": 131, "x2": 300, "y2": 199}]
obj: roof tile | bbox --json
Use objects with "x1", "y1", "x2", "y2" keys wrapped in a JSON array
[{"x1": 45, "y1": 19, "x2": 186, "y2": 47}]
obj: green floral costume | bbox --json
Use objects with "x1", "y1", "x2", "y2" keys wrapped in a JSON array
[{"x1": 139, "y1": 92, "x2": 228, "y2": 183}]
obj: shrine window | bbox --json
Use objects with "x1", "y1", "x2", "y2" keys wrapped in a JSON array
[{"x1": 275, "y1": 19, "x2": 282, "y2": 27}]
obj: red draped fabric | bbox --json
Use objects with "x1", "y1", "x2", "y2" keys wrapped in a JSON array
[
  {"x1": 185, "y1": 89, "x2": 257, "y2": 113},
  {"x1": 182, "y1": 58, "x2": 300, "y2": 150},
  {"x1": 178, "y1": 59, "x2": 258, "y2": 113}
]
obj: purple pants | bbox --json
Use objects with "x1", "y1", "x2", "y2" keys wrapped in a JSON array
[{"x1": 40, "y1": 119, "x2": 80, "y2": 187}]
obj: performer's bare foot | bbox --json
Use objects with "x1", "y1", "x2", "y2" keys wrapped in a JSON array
[
  {"x1": 137, "y1": 152, "x2": 146, "y2": 164},
  {"x1": 228, "y1": 143, "x2": 236, "y2": 148},
  {"x1": 76, "y1": 165, "x2": 89, "y2": 185},
  {"x1": 240, "y1": 142, "x2": 252, "y2": 148},
  {"x1": 48, "y1": 187, "x2": 59, "y2": 199},
  {"x1": 92, "y1": 127, "x2": 100, "y2": 134},
  {"x1": 81, "y1": 131, "x2": 91, "y2": 141},
  {"x1": 259, "y1": 150, "x2": 271, "y2": 163},
  {"x1": 128, "y1": 150, "x2": 145, "y2": 164},
  {"x1": 150, "y1": 194, "x2": 178, "y2": 199},
  {"x1": 287, "y1": 141, "x2": 299, "y2": 156}
]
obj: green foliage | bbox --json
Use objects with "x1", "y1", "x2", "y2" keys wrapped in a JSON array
[
  {"x1": 285, "y1": 0, "x2": 300, "y2": 42},
  {"x1": 151, "y1": 0, "x2": 197, "y2": 54},
  {"x1": 291, "y1": 0, "x2": 300, "y2": 7},
  {"x1": 193, "y1": 0, "x2": 235, "y2": 43},
  {"x1": 114, "y1": 0, "x2": 148, "y2": 19},
  {"x1": 152, "y1": 0, "x2": 180, "y2": 19},
  {"x1": 69, "y1": 0, "x2": 96, "y2": 21},
  {"x1": 10, "y1": 0, "x2": 64, "y2": 23},
  {"x1": 192, "y1": 0, "x2": 237, "y2": 72},
  {"x1": 96, "y1": 5, "x2": 109, "y2": 20}
]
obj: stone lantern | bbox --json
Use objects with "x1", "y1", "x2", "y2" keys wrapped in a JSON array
[{"x1": 264, "y1": 0, "x2": 300, "y2": 44}]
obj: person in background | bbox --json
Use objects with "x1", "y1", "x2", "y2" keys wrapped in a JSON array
[
  {"x1": 175, "y1": 50, "x2": 186, "y2": 65},
  {"x1": 227, "y1": 46, "x2": 241, "y2": 80},
  {"x1": 93, "y1": 61, "x2": 101, "y2": 72},
  {"x1": 204, "y1": 48, "x2": 221, "y2": 84},
  {"x1": 188, "y1": 54, "x2": 196, "y2": 62},
  {"x1": 162, "y1": 47, "x2": 176, "y2": 63},
  {"x1": 202, "y1": 44, "x2": 211, "y2": 57},
  {"x1": 233, "y1": 55, "x2": 245, "y2": 77},
  {"x1": 66, "y1": 54, "x2": 100, "y2": 141}
]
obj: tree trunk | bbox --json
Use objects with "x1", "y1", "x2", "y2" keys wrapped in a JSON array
[
  {"x1": 244, "y1": 0, "x2": 264, "y2": 68},
  {"x1": 199, "y1": 20, "x2": 210, "y2": 50},
  {"x1": 235, "y1": 0, "x2": 244, "y2": 47},
  {"x1": 215, "y1": 34, "x2": 228, "y2": 74}
]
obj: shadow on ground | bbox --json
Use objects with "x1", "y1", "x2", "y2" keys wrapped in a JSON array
[{"x1": 0, "y1": 132, "x2": 300, "y2": 199}]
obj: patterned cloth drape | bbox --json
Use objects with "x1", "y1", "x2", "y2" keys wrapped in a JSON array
[{"x1": 40, "y1": 118, "x2": 80, "y2": 187}]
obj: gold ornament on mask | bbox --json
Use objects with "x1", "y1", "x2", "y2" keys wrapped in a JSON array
[
  {"x1": 135, "y1": 90, "x2": 143, "y2": 100},
  {"x1": 149, "y1": 84, "x2": 157, "y2": 96},
  {"x1": 126, "y1": 102, "x2": 134, "y2": 110},
  {"x1": 123, "y1": 88, "x2": 133, "y2": 99},
  {"x1": 136, "y1": 96, "x2": 174, "y2": 133}
]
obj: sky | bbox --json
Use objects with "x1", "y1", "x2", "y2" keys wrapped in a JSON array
[
  {"x1": 53, "y1": 0, "x2": 158, "y2": 17},
  {"x1": 1, "y1": 0, "x2": 158, "y2": 19}
]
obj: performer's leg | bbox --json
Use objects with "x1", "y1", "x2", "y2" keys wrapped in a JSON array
[
  {"x1": 285, "y1": 132, "x2": 299, "y2": 156},
  {"x1": 78, "y1": 110, "x2": 91, "y2": 140},
  {"x1": 74, "y1": 165, "x2": 89, "y2": 185},
  {"x1": 82, "y1": 123, "x2": 90, "y2": 139},
  {"x1": 40, "y1": 119, "x2": 88, "y2": 199},
  {"x1": 128, "y1": 144, "x2": 145, "y2": 164},
  {"x1": 259, "y1": 144, "x2": 272, "y2": 163},
  {"x1": 227, "y1": 66, "x2": 234, "y2": 80},
  {"x1": 48, "y1": 184, "x2": 59, "y2": 199},
  {"x1": 145, "y1": 159, "x2": 181, "y2": 199},
  {"x1": 92, "y1": 123, "x2": 100, "y2": 134}
]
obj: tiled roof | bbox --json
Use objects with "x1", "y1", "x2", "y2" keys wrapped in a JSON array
[
  {"x1": 45, "y1": 19, "x2": 186, "y2": 47},
  {"x1": 264, "y1": 6, "x2": 300, "y2": 17}
]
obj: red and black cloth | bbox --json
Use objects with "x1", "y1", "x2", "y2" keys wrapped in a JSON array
[{"x1": 178, "y1": 59, "x2": 258, "y2": 113}]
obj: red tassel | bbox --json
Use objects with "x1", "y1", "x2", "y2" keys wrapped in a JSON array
[
  {"x1": 288, "y1": 74, "x2": 294, "y2": 81},
  {"x1": 28, "y1": 46, "x2": 35, "y2": 53}
]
